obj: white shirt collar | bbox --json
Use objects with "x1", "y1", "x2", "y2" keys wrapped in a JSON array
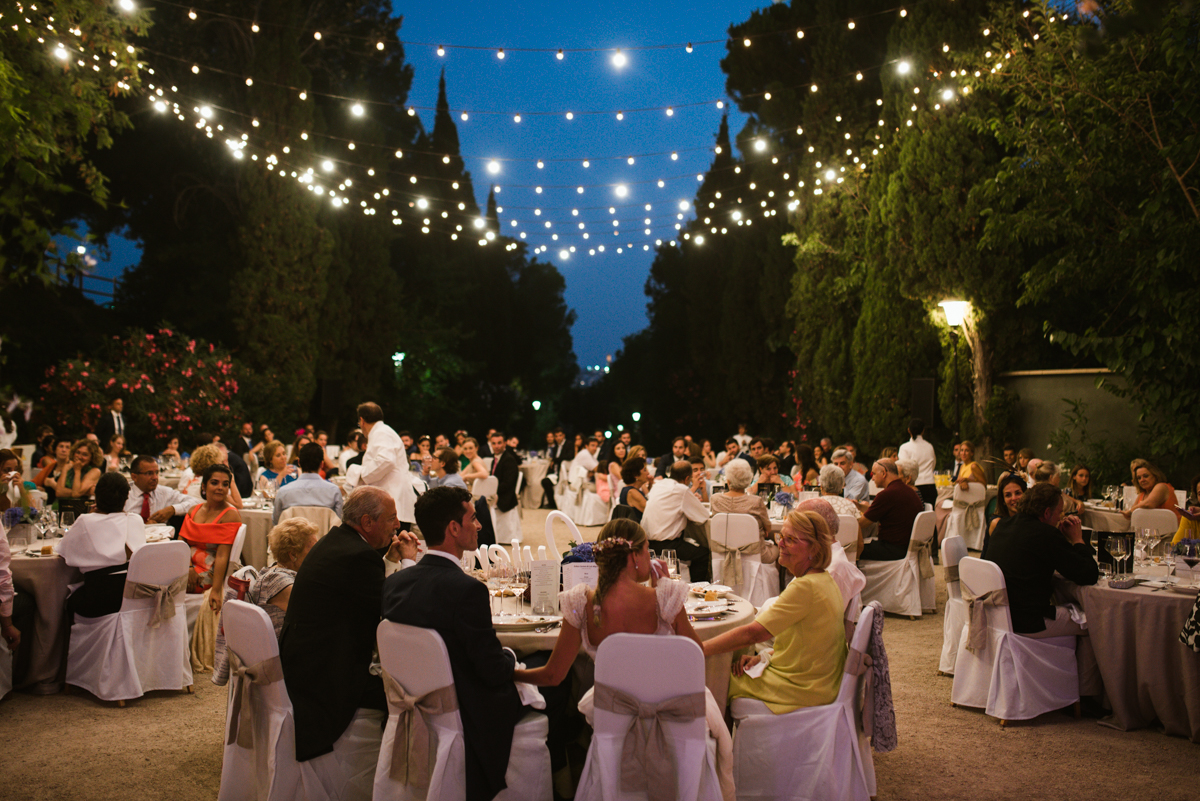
[{"x1": 424, "y1": 549, "x2": 461, "y2": 564}]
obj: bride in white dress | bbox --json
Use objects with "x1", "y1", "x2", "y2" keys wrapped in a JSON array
[{"x1": 514, "y1": 519, "x2": 734, "y2": 801}]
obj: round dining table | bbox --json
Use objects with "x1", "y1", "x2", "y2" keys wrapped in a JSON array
[
  {"x1": 496, "y1": 594, "x2": 756, "y2": 705},
  {"x1": 1078, "y1": 502, "x2": 1132, "y2": 533},
  {"x1": 1057, "y1": 577, "x2": 1200, "y2": 741},
  {"x1": 519, "y1": 460, "x2": 551, "y2": 509},
  {"x1": 9, "y1": 544, "x2": 81, "y2": 694},
  {"x1": 238, "y1": 507, "x2": 274, "y2": 570}
]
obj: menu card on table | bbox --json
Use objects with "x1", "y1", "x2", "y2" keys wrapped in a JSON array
[
  {"x1": 530, "y1": 559, "x2": 561, "y2": 615},
  {"x1": 562, "y1": 562, "x2": 599, "y2": 591}
]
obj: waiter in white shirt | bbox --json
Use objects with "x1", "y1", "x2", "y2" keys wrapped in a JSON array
[
  {"x1": 640, "y1": 461, "x2": 712, "y2": 582},
  {"x1": 125, "y1": 454, "x2": 201, "y2": 524},
  {"x1": 354, "y1": 402, "x2": 417, "y2": 530},
  {"x1": 897, "y1": 417, "x2": 938, "y2": 507}
]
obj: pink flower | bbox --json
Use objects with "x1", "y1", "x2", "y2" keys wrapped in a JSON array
[
  {"x1": 81, "y1": 371, "x2": 89, "y2": 377},
  {"x1": 146, "y1": 334, "x2": 154, "y2": 341},
  {"x1": 122, "y1": 383, "x2": 128, "y2": 389},
  {"x1": 106, "y1": 378, "x2": 116, "y2": 387}
]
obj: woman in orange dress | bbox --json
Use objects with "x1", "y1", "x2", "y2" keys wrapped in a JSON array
[
  {"x1": 179, "y1": 464, "x2": 242, "y2": 615},
  {"x1": 1122, "y1": 458, "x2": 1179, "y2": 523}
]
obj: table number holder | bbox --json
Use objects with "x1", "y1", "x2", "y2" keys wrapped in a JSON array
[
  {"x1": 530, "y1": 559, "x2": 560, "y2": 616},
  {"x1": 562, "y1": 562, "x2": 598, "y2": 592}
]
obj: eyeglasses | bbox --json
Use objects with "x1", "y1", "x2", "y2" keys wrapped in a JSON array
[{"x1": 134, "y1": 470, "x2": 160, "y2": 476}]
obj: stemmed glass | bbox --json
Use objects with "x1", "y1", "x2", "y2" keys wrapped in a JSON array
[
  {"x1": 60, "y1": 511, "x2": 76, "y2": 532},
  {"x1": 1163, "y1": 541, "x2": 1177, "y2": 580},
  {"x1": 262, "y1": 478, "x2": 277, "y2": 504},
  {"x1": 509, "y1": 565, "x2": 529, "y2": 616},
  {"x1": 663, "y1": 550, "x2": 679, "y2": 580},
  {"x1": 1180, "y1": 543, "x2": 1200, "y2": 586},
  {"x1": 1106, "y1": 536, "x2": 1127, "y2": 579}
]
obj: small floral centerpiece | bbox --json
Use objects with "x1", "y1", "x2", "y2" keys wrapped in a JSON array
[
  {"x1": 562, "y1": 540, "x2": 595, "y2": 564},
  {"x1": 773, "y1": 491, "x2": 796, "y2": 513}
]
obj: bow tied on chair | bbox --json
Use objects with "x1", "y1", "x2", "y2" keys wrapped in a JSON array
[
  {"x1": 225, "y1": 651, "x2": 285, "y2": 749},
  {"x1": 381, "y1": 669, "x2": 461, "y2": 788},
  {"x1": 961, "y1": 587, "x2": 1009, "y2": 653},
  {"x1": 122, "y1": 574, "x2": 188, "y2": 628},
  {"x1": 943, "y1": 564, "x2": 960, "y2": 584},
  {"x1": 844, "y1": 645, "x2": 875, "y2": 738},
  {"x1": 952, "y1": 496, "x2": 987, "y2": 543},
  {"x1": 710, "y1": 538, "x2": 761, "y2": 587},
  {"x1": 907, "y1": 538, "x2": 934, "y2": 580},
  {"x1": 592, "y1": 682, "x2": 706, "y2": 801}
]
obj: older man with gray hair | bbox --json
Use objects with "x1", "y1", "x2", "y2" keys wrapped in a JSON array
[
  {"x1": 857, "y1": 458, "x2": 924, "y2": 562},
  {"x1": 279, "y1": 485, "x2": 420, "y2": 791},
  {"x1": 832, "y1": 447, "x2": 869, "y2": 502}
]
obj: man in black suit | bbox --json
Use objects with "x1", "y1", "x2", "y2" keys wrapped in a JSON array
[
  {"x1": 382, "y1": 486, "x2": 527, "y2": 801},
  {"x1": 94, "y1": 397, "x2": 126, "y2": 449},
  {"x1": 279, "y1": 486, "x2": 411, "y2": 776},
  {"x1": 215, "y1": 442, "x2": 253, "y2": 498},
  {"x1": 475, "y1": 430, "x2": 520, "y2": 546},
  {"x1": 540, "y1": 428, "x2": 567, "y2": 510}
]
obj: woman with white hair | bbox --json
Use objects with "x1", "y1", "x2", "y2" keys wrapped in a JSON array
[
  {"x1": 896, "y1": 459, "x2": 919, "y2": 489},
  {"x1": 711, "y1": 459, "x2": 778, "y2": 563},
  {"x1": 818, "y1": 464, "x2": 862, "y2": 519}
]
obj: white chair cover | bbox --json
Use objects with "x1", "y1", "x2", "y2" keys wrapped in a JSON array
[
  {"x1": 938, "y1": 536, "x2": 969, "y2": 675},
  {"x1": 836, "y1": 516, "x2": 858, "y2": 563},
  {"x1": 218, "y1": 601, "x2": 304, "y2": 801},
  {"x1": 1130, "y1": 508, "x2": 1178, "y2": 539},
  {"x1": 492, "y1": 505, "x2": 523, "y2": 544},
  {"x1": 278, "y1": 505, "x2": 342, "y2": 532},
  {"x1": 472, "y1": 476, "x2": 499, "y2": 500},
  {"x1": 577, "y1": 633, "x2": 721, "y2": 801},
  {"x1": 857, "y1": 511, "x2": 936, "y2": 618},
  {"x1": 567, "y1": 464, "x2": 611, "y2": 527},
  {"x1": 709, "y1": 513, "x2": 778, "y2": 608},
  {"x1": 728, "y1": 605, "x2": 877, "y2": 801},
  {"x1": 944, "y1": 483, "x2": 987, "y2": 551},
  {"x1": 373, "y1": 621, "x2": 552, "y2": 801},
  {"x1": 545, "y1": 511, "x2": 580, "y2": 560},
  {"x1": 66, "y1": 540, "x2": 193, "y2": 702},
  {"x1": 950, "y1": 558, "x2": 1079, "y2": 721}
]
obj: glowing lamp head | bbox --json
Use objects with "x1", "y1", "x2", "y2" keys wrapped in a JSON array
[
  {"x1": 824, "y1": 169, "x2": 836, "y2": 182},
  {"x1": 897, "y1": 60, "x2": 912, "y2": 75},
  {"x1": 416, "y1": 198, "x2": 429, "y2": 210},
  {"x1": 940, "y1": 300, "x2": 970, "y2": 327},
  {"x1": 351, "y1": 103, "x2": 364, "y2": 117},
  {"x1": 612, "y1": 49, "x2": 627, "y2": 68},
  {"x1": 487, "y1": 160, "x2": 500, "y2": 174},
  {"x1": 532, "y1": 400, "x2": 542, "y2": 411},
  {"x1": 631, "y1": 412, "x2": 641, "y2": 423},
  {"x1": 473, "y1": 218, "x2": 486, "y2": 229},
  {"x1": 614, "y1": 184, "x2": 628, "y2": 198},
  {"x1": 322, "y1": 160, "x2": 334, "y2": 172},
  {"x1": 754, "y1": 139, "x2": 767, "y2": 152}
]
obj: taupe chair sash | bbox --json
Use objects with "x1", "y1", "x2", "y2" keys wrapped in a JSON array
[
  {"x1": 381, "y1": 669, "x2": 460, "y2": 788},
  {"x1": 122, "y1": 574, "x2": 188, "y2": 628},
  {"x1": 226, "y1": 651, "x2": 285, "y2": 749}
]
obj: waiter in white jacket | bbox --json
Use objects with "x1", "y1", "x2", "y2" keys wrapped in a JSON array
[{"x1": 353, "y1": 402, "x2": 416, "y2": 530}]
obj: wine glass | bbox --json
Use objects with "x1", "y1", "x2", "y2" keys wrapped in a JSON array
[
  {"x1": 1181, "y1": 543, "x2": 1200, "y2": 586},
  {"x1": 1106, "y1": 536, "x2": 1127, "y2": 578},
  {"x1": 61, "y1": 511, "x2": 76, "y2": 531},
  {"x1": 509, "y1": 568, "x2": 528, "y2": 616},
  {"x1": 1163, "y1": 541, "x2": 1177, "y2": 579}
]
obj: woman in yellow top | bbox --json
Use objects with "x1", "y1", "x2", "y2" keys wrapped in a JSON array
[
  {"x1": 956, "y1": 440, "x2": 987, "y2": 490},
  {"x1": 702, "y1": 509, "x2": 847, "y2": 713}
]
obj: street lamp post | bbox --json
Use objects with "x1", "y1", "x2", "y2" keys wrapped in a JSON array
[{"x1": 939, "y1": 300, "x2": 969, "y2": 440}]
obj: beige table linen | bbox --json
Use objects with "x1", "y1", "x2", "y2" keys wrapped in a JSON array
[
  {"x1": 1058, "y1": 578, "x2": 1200, "y2": 741},
  {"x1": 519, "y1": 460, "x2": 550, "y2": 509},
  {"x1": 238, "y1": 508, "x2": 273, "y2": 570},
  {"x1": 10, "y1": 550, "x2": 81, "y2": 694},
  {"x1": 1079, "y1": 504, "x2": 1132, "y2": 533}
]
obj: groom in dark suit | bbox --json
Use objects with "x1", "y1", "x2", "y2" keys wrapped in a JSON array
[{"x1": 382, "y1": 486, "x2": 527, "y2": 801}]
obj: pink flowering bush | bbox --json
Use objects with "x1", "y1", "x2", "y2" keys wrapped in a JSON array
[{"x1": 39, "y1": 327, "x2": 245, "y2": 447}]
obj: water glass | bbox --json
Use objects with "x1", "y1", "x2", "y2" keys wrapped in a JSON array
[
  {"x1": 663, "y1": 550, "x2": 679, "y2": 580},
  {"x1": 61, "y1": 511, "x2": 76, "y2": 531}
]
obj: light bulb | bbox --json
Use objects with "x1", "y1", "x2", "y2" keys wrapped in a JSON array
[
  {"x1": 437, "y1": 45, "x2": 445, "y2": 56},
  {"x1": 898, "y1": 60, "x2": 911, "y2": 75},
  {"x1": 556, "y1": 49, "x2": 564, "y2": 60},
  {"x1": 497, "y1": 48, "x2": 504, "y2": 59},
  {"x1": 615, "y1": 185, "x2": 628, "y2": 198},
  {"x1": 754, "y1": 139, "x2": 767, "y2": 152},
  {"x1": 351, "y1": 103, "x2": 364, "y2": 116},
  {"x1": 612, "y1": 49, "x2": 627, "y2": 68},
  {"x1": 686, "y1": 43, "x2": 693, "y2": 53},
  {"x1": 487, "y1": 160, "x2": 500, "y2": 174}
]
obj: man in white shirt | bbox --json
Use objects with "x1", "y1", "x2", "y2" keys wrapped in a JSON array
[
  {"x1": 125, "y1": 454, "x2": 201, "y2": 524},
  {"x1": 832, "y1": 448, "x2": 869, "y2": 502},
  {"x1": 573, "y1": 437, "x2": 600, "y2": 483},
  {"x1": 355, "y1": 402, "x2": 416, "y2": 530},
  {"x1": 338, "y1": 430, "x2": 365, "y2": 474},
  {"x1": 641, "y1": 461, "x2": 712, "y2": 582},
  {"x1": 274, "y1": 444, "x2": 345, "y2": 525},
  {"x1": 897, "y1": 417, "x2": 938, "y2": 506}
]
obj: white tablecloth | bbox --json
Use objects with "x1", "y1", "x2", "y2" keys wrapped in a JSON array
[
  {"x1": 1079, "y1": 504, "x2": 1132, "y2": 533},
  {"x1": 239, "y1": 508, "x2": 274, "y2": 569},
  {"x1": 519, "y1": 460, "x2": 551, "y2": 509}
]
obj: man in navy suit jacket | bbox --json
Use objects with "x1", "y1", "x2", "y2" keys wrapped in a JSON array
[{"x1": 382, "y1": 486, "x2": 527, "y2": 801}]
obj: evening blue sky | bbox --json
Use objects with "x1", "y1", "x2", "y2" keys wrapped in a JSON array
[{"x1": 85, "y1": 1, "x2": 763, "y2": 369}]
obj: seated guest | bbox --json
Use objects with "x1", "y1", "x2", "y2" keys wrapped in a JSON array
[
  {"x1": 180, "y1": 464, "x2": 242, "y2": 615},
  {"x1": 654, "y1": 437, "x2": 689, "y2": 477},
  {"x1": 795, "y1": 498, "x2": 868, "y2": 610},
  {"x1": 33, "y1": 438, "x2": 74, "y2": 501},
  {"x1": 896, "y1": 459, "x2": 920, "y2": 491},
  {"x1": 30, "y1": 425, "x2": 55, "y2": 468},
  {"x1": 955, "y1": 440, "x2": 987, "y2": 490},
  {"x1": 460, "y1": 437, "x2": 489, "y2": 485},
  {"x1": 986, "y1": 482, "x2": 1098, "y2": 637},
  {"x1": 617, "y1": 457, "x2": 651, "y2": 521},
  {"x1": 598, "y1": 441, "x2": 629, "y2": 503},
  {"x1": 702, "y1": 510, "x2": 848, "y2": 713},
  {"x1": 272, "y1": 443, "x2": 344, "y2": 526},
  {"x1": 216, "y1": 442, "x2": 253, "y2": 499},
  {"x1": 160, "y1": 436, "x2": 185, "y2": 467},
  {"x1": 125, "y1": 454, "x2": 201, "y2": 523},
  {"x1": 280, "y1": 487, "x2": 403, "y2": 778},
  {"x1": 338, "y1": 431, "x2": 365, "y2": 474},
  {"x1": 716, "y1": 438, "x2": 741, "y2": 469},
  {"x1": 104, "y1": 434, "x2": 126, "y2": 472},
  {"x1": 574, "y1": 436, "x2": 601, "y2": 482},
  {"x1": 0, "y1": 450, "x2": 23, "y2": 513},
  {"x1": 1033, "y1": 461, "x2": 1078, "y2": 513},
  {"x1": 45, "y1": 439, "x2": 104, "y2": 516},
  {"x1": 259, "y1": 440, "x2": 299, "y2": 490},
  {"x1": 56, "y1": 473, "x2": 146, "y2": 618},
  {"x1": 1067, "y1": 464, "x2": 1092, "y2": 503},
  {"x1": 641, "y1": 461, "x2": 712, "y2": 582},
  {"x1": 982, "y1": 474, "x2": 1026, "y2": 559},
  {"x1": 383, "y1": 487, "x2": 533, "y2": 801},
  {"x1": 701, "y1": 439, "x2": 719, "y2": 470},
  {"x1": 424, "y1": 447, "x2": 468, "y2": 490},
  {"x1": 689, "y1": 456, "x2": 710, "y2": 503},
  {"x1": 1122, "y1": 458, "x2": 1179, "y2": 522},
  {"x1": 314, "y1": 430, "x2": 339, "y2": 477},
  {"x1": 831, "y1": 448, "x2": 868, "y2": 502},
  {"x1": 856, "y1": 459, "x2": 923, "y2": 561},
  {"x1": 248, "y1": 519, "x2": 321, "y2": 637},
  {"x1": 711, "y1": 459, "x2": 774, "y2": 559},
  {"x1": 817, "y1": 464, "x2": 862, "y2": 519},
  {"x1": 748, "y1": 454, "x2": 793, "y2": 497},
  {"x1": 775, "y1": 440, "x2": 798, "y2": 479}
]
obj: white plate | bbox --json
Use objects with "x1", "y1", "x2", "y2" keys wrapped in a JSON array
[
  {"x1": 686, "y1": 600, "x2": 731, "y2": 616},
  {"x1": 492, "y1": 615, "x2": 561, "y2": 631},
  {"x1": 689, "y1": 583, "x2": 732, "y2": 598},
  {"x1": 1168, "y1": 584, "x2": 1200, "y2": 596}
]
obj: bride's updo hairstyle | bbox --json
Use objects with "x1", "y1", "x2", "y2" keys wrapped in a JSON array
[{"x1": 591, "y1": 518, "x2": 649, "y2": 622}]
